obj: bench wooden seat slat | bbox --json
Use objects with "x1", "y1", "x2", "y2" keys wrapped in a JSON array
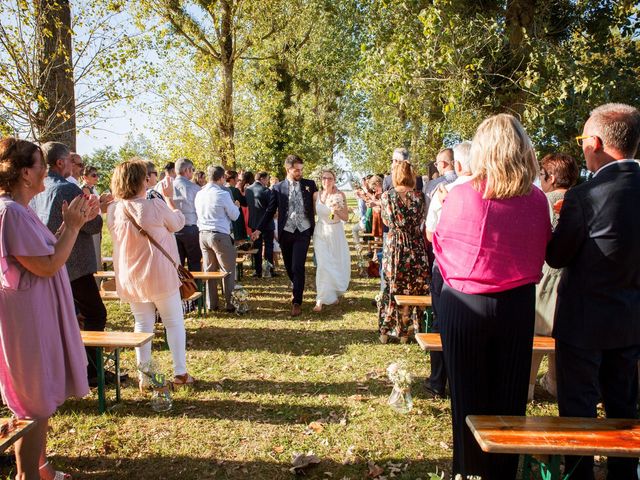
[
  {"x1": 416, "y1": 333, "x2": 555, "y2": 353},
  {"x1": 0, "y1": 419, "x2": 35, "y2": 453},
  {"x1": 394, "y1": 295, "x2": 432, "y2": 307},
  {"x1": 466, "y1": 415, "x2": 640, "y2": 457},
  {"x1": 80, "y1": 331, "x2": 154, "y2": 348},
  {"x1": 95, "y1": 271, "x2": 227, "y2": 280}
]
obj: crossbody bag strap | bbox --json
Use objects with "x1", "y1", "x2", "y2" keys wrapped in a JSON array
[{"x1": 122, "y1": 203, "x2": 178, "y2": 269}]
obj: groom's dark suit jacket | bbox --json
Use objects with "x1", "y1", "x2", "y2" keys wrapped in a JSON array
[
  {"x1": 258, "y1": 178, "x2": 318, "y2": 238},
  {"x1": 546, "y1": 161, "x2": 640, "y2": 350}
]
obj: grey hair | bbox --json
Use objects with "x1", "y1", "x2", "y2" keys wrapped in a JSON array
[
  {"x1": 392, "y1": 147, "x2": 409, "y2": 162},
  {"x1": 207, "y1": 165, "x2": 225, "y2": 182},
  {"x1": 41, "y1": 141, "x2": 70, "y2": 167},
  {"x1": 589, "y1": 103, "x2": 640, "y2": 158},
  {"x1": 175, "y1": 157, "x2": 194, "y2": 174},
  {"x1": 453, "y1": 141, "x2": 473, "y2": 174}
]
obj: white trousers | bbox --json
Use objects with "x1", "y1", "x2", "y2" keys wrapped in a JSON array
[{"x1": 129, "y1": 290, "x2": 187, "y2": 376}]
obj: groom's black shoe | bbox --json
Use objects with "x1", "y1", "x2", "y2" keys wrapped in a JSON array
[{"x1": 291, "y1": 303, "x2": 302, "y2": 317}]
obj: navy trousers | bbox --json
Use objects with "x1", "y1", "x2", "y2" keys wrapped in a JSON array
[
  {"x1": 440, "y1": 283, "x2": 535, "y2": 479},
  {"x1": 253, "y1": 229, "x2": 275, "y2": 276},
  {"x1": 279, "y1": 229, "x2": 311, "y2": 305},
  {"x1": 426, "y1": 264, "x2": 448, "y2": 395},
  {"x1": 556, "y1": 340, "x2": 640, "y2": 480}
]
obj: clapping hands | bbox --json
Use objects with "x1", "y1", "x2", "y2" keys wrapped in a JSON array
[{"x1": 62, "y1": 195, "x2": 98, "y2": 230}]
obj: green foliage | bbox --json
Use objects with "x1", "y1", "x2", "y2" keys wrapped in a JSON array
[{"x1": 84, "y1": 133, "x2": 164, "y2": 192}]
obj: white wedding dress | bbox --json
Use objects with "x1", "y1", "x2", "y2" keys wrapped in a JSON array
[{"x1": 313, "y1": 196, "x2": 351, "y2": 306}]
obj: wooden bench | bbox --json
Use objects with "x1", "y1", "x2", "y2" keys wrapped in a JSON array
[
  {"x1": 235, "y1": 249, "x2": 257, "y2": 279},
  {"x1": 415, "y1": 332, "x2": 555, "y2": 352},
  {"x1": 466, "y1": 415, "x2": 640, "y2": 479},
  {"x1": 0, "y1": 419, "x2": 35, "y2": 453},
  {"x1": 81, "y1": 331, "x2": 154, "y2": 414},
  {"x1": 395, "y1": 295, "x2": 432, "y2": 308}
]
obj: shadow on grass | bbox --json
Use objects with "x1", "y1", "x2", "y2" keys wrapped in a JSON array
[
  {"x1": 195, "y1": 378, "x2": 392, "y2": 397},
  {"x1": 185, "y1": 326, "x2": 376, "y2": 355},
  {"x1": 21, "y1": 455, "x2": 451, "y2": 480}
]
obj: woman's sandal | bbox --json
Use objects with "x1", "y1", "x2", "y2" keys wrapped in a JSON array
[
  {"x1": 171, "y1": 373, "x2": 196, "y2": 389},
  {"x1": 39, "y1": 461, "x2": 72, "y2": 480}
]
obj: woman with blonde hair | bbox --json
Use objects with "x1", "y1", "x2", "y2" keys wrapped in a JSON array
[
  {"x1": 378, "y1": 160, "x2": 429, "y2": 343},
  {"x1": 433, "y1": 114, "x2": 551, "y2": 479},
  {"x1": 312, "y1": 168, "x2": 350, "y2": 312},
  {"x1": 107, "y1": 159, "x2": 195, "y2": 389}
]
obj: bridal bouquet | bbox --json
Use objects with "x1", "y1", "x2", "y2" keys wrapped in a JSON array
[
  {"x1": 326, "y1": 193, "x2": 344, "y2": 220},
  {"x1": 232, "y1": 284, "x2": 250, "y2": 314},
  {"x1": 387, "y1": 360, "x2": 413, "y2": 413}
]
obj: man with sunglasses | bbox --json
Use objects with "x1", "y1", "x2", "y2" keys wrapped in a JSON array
[
  {"x1": 546, "y1": 103, "x2": 640, "y2": 480},
  {"x1": 66, "y1": 152, "x2": 84, "y2": 186}
]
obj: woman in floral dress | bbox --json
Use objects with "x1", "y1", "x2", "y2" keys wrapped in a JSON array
[{"x1": 378, "y1": 160, "x2": 430, "y2": 343}]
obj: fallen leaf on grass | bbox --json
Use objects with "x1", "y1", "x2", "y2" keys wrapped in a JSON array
[
  {"x1": 348, "y1": 394, "x2": 366, "y2": 402},
  {"x1": 273, "y1": 445, "x2": 285, "y2": 454},
  {"x1": 367, "y1": 461, "x2": 385, "y2": 478},
  {"x1": 290, "y1": 452, "x2": 321, "y2": 474},
  {"x1": 439, "y1": 441, "x2": 450, "y2": 450},
  {"x1": 304, "y1": 421, "x2": 325, "y2": 435}
]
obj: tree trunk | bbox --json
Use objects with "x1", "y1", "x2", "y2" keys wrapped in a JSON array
[
  {"x1": 35, "y1": 0, "x2": 76, "y2": 150},
  {"x1": 218, "y1": 0, "x2": 235, "y2": 168}
]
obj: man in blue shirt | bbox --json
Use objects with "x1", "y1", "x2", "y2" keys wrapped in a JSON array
[
  {"x1": 173, "y1": 158, "x2": 203, "y2": 271},
  {"x1": 195, "y1": 166, "x2": 240, "y2": 312}
]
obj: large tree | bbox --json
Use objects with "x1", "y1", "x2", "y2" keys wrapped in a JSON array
[
  {"x1": 137, "y1": 0, "x2": 296, "y2": 168},
  {"x1": 0, "y1": 0, "x2": 146, "y2": 147}
]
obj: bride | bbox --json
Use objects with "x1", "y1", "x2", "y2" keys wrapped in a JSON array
[{"x1": 313, "y1": 169, "x2": 351, "y2": 312}]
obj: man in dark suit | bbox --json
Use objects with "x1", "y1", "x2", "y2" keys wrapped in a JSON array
[
  {"x1": 252, "y1": 155, "x2": 318, "y2": 316},
  {"x1": 546, "y1": 103, "x2": 640, "y2": 480},
  {"x1": 246, "y1": 171, "x2": 276, "y2": 277}
]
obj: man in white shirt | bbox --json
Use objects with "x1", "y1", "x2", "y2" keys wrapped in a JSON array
[
  {"x1": 174, "y1": 158, "x2": 203, "y2": 271},
  {"x1": 195, "y1": 165, "x2": 240, "y2": 312},
  {"x1": 423, "y1": 141, "x2": 472, "y2": 398}
]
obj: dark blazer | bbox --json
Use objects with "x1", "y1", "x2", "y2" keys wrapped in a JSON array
[
  {"x1": 546, "y1": 161, "x2": 640, "y2": 349},
  {"x1": 245, "y1": 182, "x2": 274, "y2": 231},
  {"x1": 258, "y1": 178, "x2": 318, "y2": 237}
]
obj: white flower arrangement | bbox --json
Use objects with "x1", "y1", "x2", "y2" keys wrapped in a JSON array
[{"x1": 387, "y1": 360, "x2": 412, "y2": 390}]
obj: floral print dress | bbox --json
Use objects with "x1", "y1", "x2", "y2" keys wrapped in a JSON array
[{"x1": 378, "y1": 188, "x2": 430, "y2": 337}]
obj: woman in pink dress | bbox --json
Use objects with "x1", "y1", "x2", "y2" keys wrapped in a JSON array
[{"x1": 0, "y1": 137, "x2": 94, "y2": 480}]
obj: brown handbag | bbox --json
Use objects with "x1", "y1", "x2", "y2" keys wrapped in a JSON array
[{"x1": 122, "y1": 206, "x2": 198, "y2": 300}]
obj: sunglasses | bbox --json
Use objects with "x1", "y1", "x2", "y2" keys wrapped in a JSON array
[{"x1": 89, "y1": 173, "x2": 99, "y2": 178}]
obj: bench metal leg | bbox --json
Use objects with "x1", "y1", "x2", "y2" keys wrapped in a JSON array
[
  {"x1": 523, "y1": 454, "x2": 563, "y2": 480},
  {"x1": 96, "y1": 347, "x2": 106, "y2": 414}
]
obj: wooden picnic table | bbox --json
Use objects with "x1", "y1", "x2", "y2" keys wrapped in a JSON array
[
  {"x1": 466, "y1": 415, "x2": 640, "y2": 479},
  {"x1": 415, "y1": 333, "x2": 555, "y2": 353},
  {"x1": 95, "y1": 271, "x2": 227, "y2": 315},
  {"x1": 394, "y1": 295, "x2": 432, "y2": 308},
  {"x1": 0, "y1": 419, "x2": 35, "y2": 453},
  {"x1": 81, "y1": 331, "x2": 154, "y2": 414}
]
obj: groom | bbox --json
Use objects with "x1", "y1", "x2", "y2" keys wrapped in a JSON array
[{"x1": 252, "y1": 154, "x2": 318, "y2": 316}]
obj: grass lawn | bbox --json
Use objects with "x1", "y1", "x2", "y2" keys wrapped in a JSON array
[{"x1": 1, "y1": 195, "x2": 558, "y2": 479}]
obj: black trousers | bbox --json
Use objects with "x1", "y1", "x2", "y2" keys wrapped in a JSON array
[
  {"x1": 440, "y1": 283, "x2": 534, "y2": 479},
  {"x1": 279, "y1": 229, "x2": 311, "y2": 305},
  {"x1": 70, "y1": 274, "x2": 107, "y2": 379},
  {"x1": 175, "y1": 225, "x2": 202, "y2": 272},
  {"x1": 556, "y1": 340, "x2": 640, "y2": 480},
  {"x1": 427, "y1": 264, "x2": 448, "y2": 394},
  {"x1": 253, "y1": 230, "x2": 274, "y2": 276}
]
